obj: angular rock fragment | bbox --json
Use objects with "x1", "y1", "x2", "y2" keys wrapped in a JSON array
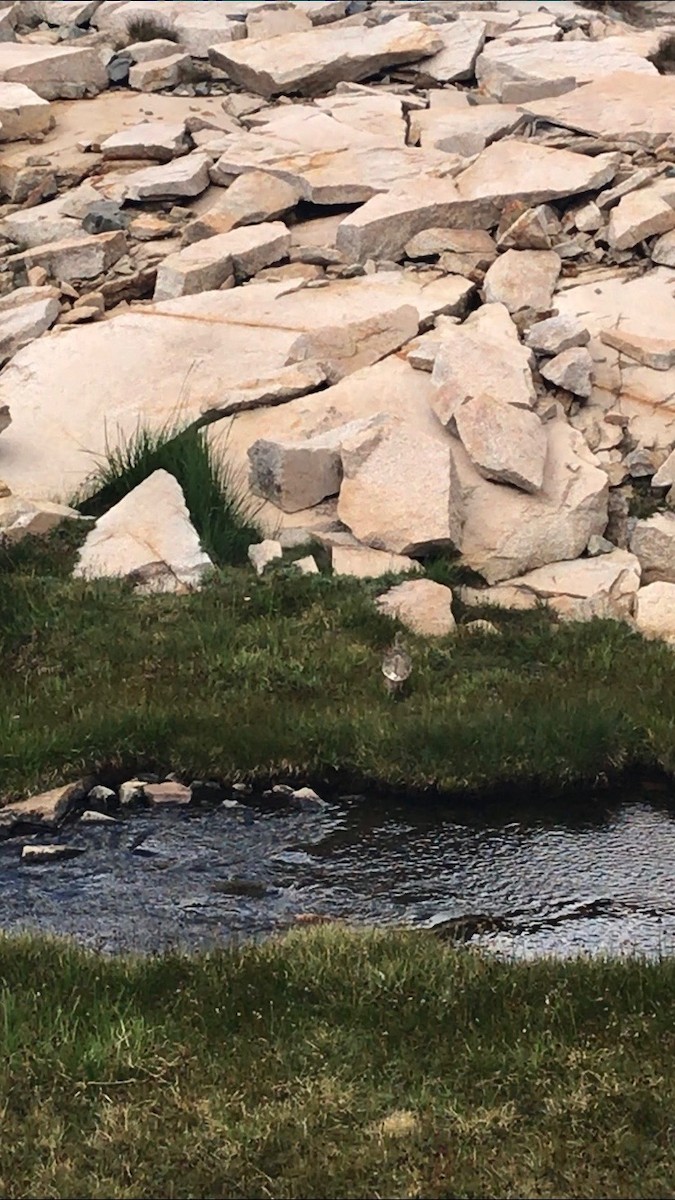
[
  {"x1": 431, "y1": 303, "x2": 536, "y2": 428},
  {"x1": 153, "y1": 222, "x2": 290, "y2": 299},
  {"x1": 73, "y1": 470, "x2": 212, "y2": 591},
  {"x1": 248, "y1": 539, "x2": 282, "y2": 575},
  {"x1": 376, "y1": 578, "x2": 456, "y2": 638},
  {"x1": 497, "y1": 204, "x2": 561, "y2": 252},
  {"x1": 651, "y1": 229, "x2": 675, "y2": 267},
  {"x1": 285, "y1": 303, "x2": 420, "y2": 384},
  {"x1": 123, "y1": 152, "x2": 211, "y2": 202},
  {"x1": 453, "y1": 393, "x2": 547, "y2": 494},
  {"x1": 338, "y1": 423, "x2": 463, "y2": 557},
  {"x1": 21, "y1": 845, "x2": 85, "y2": 864},
  {"x1": 540, "y1": 346, "x2": 593, "y2": 398},
  {"x1": 208, "y1": 16, "x2": 443, "y2": 99},
  {"x1": 0, "y1": 496, "x2": 82, "y2": 542},
  {"x1": 456, "y1": 141, "x2": 619, "y2": 209},
  {"x1": 100, "y1": 120, "x2": 190, "y2": 162},
  {"x1": 128, "y1": 53, "x2": 190, "y2": 93},
  {"x1": 200, "y1": 170, "x2": 300, "y2": 232},
  {"x1": 248, "y1": 414, "x2": 385, "y2": 513},
  {"x1": 0, "y1": 286, "x2": 60, "y2": 364},
  {"x1": 634, "y1": 581, "x2": 675, "y2": 645},
  {"x1": 525, "y1": 314, "x2": 590, "y2": 356},
  {"x1": 0, "y1": 81, "x2": 53, "y2": 141},
  {"x1": 608, "y1": 187, "x2": 675, "y2": 251},
  {"x1": 331, "y1": 543, "x2": 421, "y2": 579},
  {"x1": 483, "y1": 250, "x2": 561, "y2": 315},
  {"x1": 336, "y1": 176, "x2": 498, "y2": 264},
  {"x1": 457, "y1": 419, "x2": 608, "y2": 584},
  {"x1": 522, "y1": 71, "x2": 675, "y2": 151},
  {"x1": 414, "y1": 17, "x2": 486, "y2": 86},
  {"x1": 174, "y1": 11, "x2": 247, "y2": 58},
  {"x1": 476, "y1": 39, "x2": 656, "y2": 104},
  {"x1": 0, "y1": 780, "x2": 87, "y2": 837},
  {"x1": 248, "y1": 436, "x2": 342, "y2": 514},
  {"x1": 9, "y1": 231, "x2": 127, "y2": 284},
  {"x1": 0, "y1": 42, "x2": 110, "y2": 100},
  {"x1": 460, "y1": 549, "x2": 641, "y2": 621},
  {"x1": 629, "y1": 513, "x2": 675, "y2": 584},
  {"x1": 600, "y1": 328, "x2": 675, "y2": 371}
]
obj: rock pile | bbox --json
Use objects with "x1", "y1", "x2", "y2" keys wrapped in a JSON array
[{"x1": 0, "y1": 0, "x2": 674, "y2": 641}]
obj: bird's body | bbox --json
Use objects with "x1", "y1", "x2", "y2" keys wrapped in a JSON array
[{"x1": 381, "y1": 633, "x2": 412, "y2": 697}]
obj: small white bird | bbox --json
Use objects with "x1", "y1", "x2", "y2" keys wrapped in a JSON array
[{"x1": 381, "y1": 632, "x2": 412, "y2": 698}]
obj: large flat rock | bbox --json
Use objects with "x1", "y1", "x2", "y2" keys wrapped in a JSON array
[
  {"x1": 476, "y1": 38, "x2": 656, "y2": 103},
  {"x1": 521, "y1": 72, "x2": 675, "y2": 150},
  {"x1": 461, "y1": 549, "x2": 641, "y2": 621},
  {"x1": 208, "y1": 15, "x2": 443, "y2": 97},
  {"x1": 455, "y1": 141, "x2": 619, "y2": 209},
  {"x1": 0, "y1": 273, "x2": 468, "y2": 503},
  {"x1": 0, "y1": 42, "x2": 110, "y2": 100}
]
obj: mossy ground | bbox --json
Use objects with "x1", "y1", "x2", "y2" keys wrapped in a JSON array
[{"x1": 1, "y1": 519, "x2": 675, "y2": 802}]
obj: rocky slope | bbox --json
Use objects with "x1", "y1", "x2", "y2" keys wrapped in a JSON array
[{"x1": 1, "y1": 0, "x2": 674, "y2": 641}]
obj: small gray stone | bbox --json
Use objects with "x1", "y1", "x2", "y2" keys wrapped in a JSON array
[
  {"x1": 82, "y1": 202, "x2": 129, "y2": 235},
  {"x1": 107, "y1": 54, "x2": 132, "y2": 84},
  {"x1": 587, "y1": 534, "x2": 615, "y2": 556},
  {"x1": 248, "y1": 539, "x2": 283, "y2": 576}
]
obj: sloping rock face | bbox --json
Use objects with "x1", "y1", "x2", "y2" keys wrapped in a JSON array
[
  {"x1": 73, "y1": 470, "x2": 212, "y2": 591},
  {"x1": 0, "y1": 0, "x2": 673, "y2": 639}
]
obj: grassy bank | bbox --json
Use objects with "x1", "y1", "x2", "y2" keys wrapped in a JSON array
[
  {"x1": 0, "y1": 926, "x2": 672, "y2": 1199},
  {"x1": 1, "y1": 522, "x2": 675, "y2": 802}
]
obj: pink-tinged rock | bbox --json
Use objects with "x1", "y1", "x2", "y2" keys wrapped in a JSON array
[
  {"x1": 483, "y1": 249, "x2": 561, "y2": 314},
  {"x1": 453, "y1": 393, "x2": 547, "y2": 494},
  {"x1": 209, "y1": 16, "x2": 444, "y2": 98},
  {"x1": 376, "y1": 578, "x2": 456, "y2": 638},
  {"x1": 338, "y1": 423, "x2": 463, "y2": 557},
  {"x1": 634, "y1": 581, "x2": 675, "y2": 645},
  {"x1": 456, "y1": 419, "x2": 609, "y2": 584}
]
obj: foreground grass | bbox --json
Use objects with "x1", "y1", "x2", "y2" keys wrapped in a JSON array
[
  {"x1": 1, "y1": 526, "x2": 675, "y2": 799},
  {"x1": 0, "y1": 927, "x2": 672, "y2": 1199}
]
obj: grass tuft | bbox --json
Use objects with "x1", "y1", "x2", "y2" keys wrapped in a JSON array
[
  {"x1": 75, "y1": 421, "x2": 265, "y2": 567},
  {"x1": 0, "y1": 927, "x2": 672, "y2": 1199},
  {"x1": 649, "y1": 31, "x2": 675, "y2": 74},
  {"x1": 125, "y1": 14, "x2": 180, "y2": 43},
  {"x1": 574, "y1": 1, "x2": 659, "y2": 27}
]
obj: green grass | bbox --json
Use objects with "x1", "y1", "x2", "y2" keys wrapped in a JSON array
[
  {"x1": 1, "y1": 544, "x2": 675, "y2": 801},
  {"x1": 75, "y1": 422, "x2": 266, "y2": 567},
  {"x1": 0, "y1": 926, "x2": 672, "y2": 1199}
]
